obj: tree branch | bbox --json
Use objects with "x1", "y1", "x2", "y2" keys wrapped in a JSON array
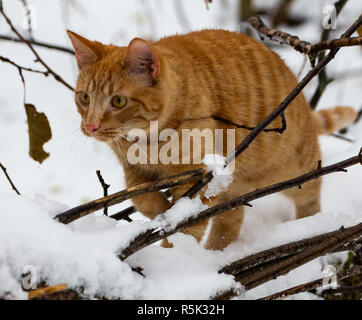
[
  {"x1": 0, "y1": 55, "x2": 49, "y2": 76},
  {"x1": 54, "y1": 168, "x2": 204, "y2": 224},
  {"x1": 215, "y1": 223, "x2": 362, "y2": 299},
  {"x1": 0, "y1": 34, "x2": 75, "y2": 55},
  {"x1": 0, "y1": 162, "x2": 21, "y2": 195},
  {"x1": 249, "y1": 15, "x2": 361, "y2": 57},
  {"x1": 0, "y1": 2, "x2": 74, "y2": 91},
  {"x1": 96, "y1": 170, "x2": 110, "y2": 216}
]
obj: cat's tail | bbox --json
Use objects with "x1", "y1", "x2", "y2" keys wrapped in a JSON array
[{"x1": 313, "y1": 106, "x2": 357, "y2": 135}]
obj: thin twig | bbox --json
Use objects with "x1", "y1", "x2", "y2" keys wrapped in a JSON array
[
  {"x1": 0, "y1": 34, "x2": 75, "y2": 55},
  {"x1": 0, "y1": 3, "x2": 74, "y2": 91},
  {"x1": 110, "y1": 206, "x2": 135, "y2": 222},
  {"x1": 212, "y1": 113, "x2": 286, "y2": 134},
  {"x1": 0, "y1": 55, "x2": 49, "y2": 76},
  {"x1": 95, "y1": 170, "x2": 110, "y2": 216},
  {"x1": 0, "y1": 162, "x2": 21, "y2": 195}
]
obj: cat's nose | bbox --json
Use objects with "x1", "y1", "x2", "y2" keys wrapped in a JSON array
[{"x1": 85, "y1": 123, "x2": 99, "y2": 132}]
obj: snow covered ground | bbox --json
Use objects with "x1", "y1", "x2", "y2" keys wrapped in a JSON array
[{"x1": 0, "y1": 0, "x2": 361, "y2": 299}]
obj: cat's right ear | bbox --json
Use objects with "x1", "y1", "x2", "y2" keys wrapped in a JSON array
[
  {"x1": 124, "y1": 38, "x2": 160, "y2": 85},
  {"x1": 67, "y1": 30, "x2": 103, "y2": 69}
]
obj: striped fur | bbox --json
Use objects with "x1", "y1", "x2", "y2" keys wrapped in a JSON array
[{"x1": 68, "y1": 29, "x2": 357, "y2": 251}]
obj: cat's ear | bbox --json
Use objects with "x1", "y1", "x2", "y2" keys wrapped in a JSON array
[
  {"x1": 124, "y1": 38, "x2": 160, "y2": 84},
  {"x1": 67, "y1": 30, "x2": 103, "y2": 69}
]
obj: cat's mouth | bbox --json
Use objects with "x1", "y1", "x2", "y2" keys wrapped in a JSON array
[{"x1": 81, "y1": 125, "x2": 125, "y2": 142}]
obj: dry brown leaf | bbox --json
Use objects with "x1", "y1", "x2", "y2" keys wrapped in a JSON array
[{"x1": 25, "y1": 103, "x2": 52, "y2": 163}]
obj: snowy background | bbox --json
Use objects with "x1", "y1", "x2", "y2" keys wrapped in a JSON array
[{"x1": 0, "y1": 0, "x2": 361, "y2": 299}]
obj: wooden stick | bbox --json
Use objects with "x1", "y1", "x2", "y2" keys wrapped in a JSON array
[{"x1": 54, "y1": 169, "x2": 204, "y2": 224}]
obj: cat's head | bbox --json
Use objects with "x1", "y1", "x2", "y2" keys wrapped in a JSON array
[{"x1": 67, "y1": 31, "x2": 167, "y2": 142}]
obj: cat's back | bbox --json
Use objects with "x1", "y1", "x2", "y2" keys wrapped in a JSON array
[
  {"x1": 155, "y1": 29, "x2": 307, "y2": 131},
  {"x1": 154, "y1": 30, "x2": 317, "y2": 173}
]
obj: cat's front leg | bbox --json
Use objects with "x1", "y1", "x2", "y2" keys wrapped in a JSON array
[{"x1": 124, "y1": 167, "x2": 170, "y2": 220}]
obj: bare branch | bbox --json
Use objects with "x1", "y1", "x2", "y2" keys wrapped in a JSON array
[
  {"x1": 215, "y1": 223, "x2": 362, "y2": 299},
  {"x1": 110, "y1": 206, "x2": 135, "y2": 222},
  {"x1": 95, "y1": 170, "x2": 110, "y2": 216},
  {"x1": 0, "y1": 4, "x2": 74, "y2": 91},
  {"x1": 0, "y1": 34, "x2": 75, "y2": 55},
  {"x1": 219, "y1": 233, "x2": 362, "y2": 277},
  {"x1": 0, "y1": 162, "x2": 21, "y2": 195},
  {"x1": 54, "y1": 169, "x2": 204, "y2": 224},
  {"x1": 0, "y1": 55, "x2": 49, "y2": 76}
]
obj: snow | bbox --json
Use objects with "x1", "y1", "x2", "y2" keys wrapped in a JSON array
[
  {"x1": 152, "y1": 196, "x2": 208, "y2": 232},
  {"x1": 0, "y1": 0, "x2": 361, "y2": 299},
  {"x1": 202, "y1": 154, "x2": 234, "y2": 199}
]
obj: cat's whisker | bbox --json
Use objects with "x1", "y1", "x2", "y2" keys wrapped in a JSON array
[{"x1": 51, "y1": 127, "x2": 81, "y2": 144}]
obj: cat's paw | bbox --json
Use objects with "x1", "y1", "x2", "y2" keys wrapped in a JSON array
[{"x1": 161, "y1": 238, "x2": 174, "y2": 248}]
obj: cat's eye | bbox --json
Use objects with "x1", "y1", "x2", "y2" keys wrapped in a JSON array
[
  {"x1": 111, "y1": 95, "x2": 127, "y2": 109},
  {"x1": 78, "y1": 91, "x2": 90, "y2": 105}
]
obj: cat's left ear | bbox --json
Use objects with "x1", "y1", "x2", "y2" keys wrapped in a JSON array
[
  {"x1": 124, "y1": 38, "x2": 160, "y2": 84},
  {"x1": 67, "y1": 30, "x2": 103, "y2": 69}
]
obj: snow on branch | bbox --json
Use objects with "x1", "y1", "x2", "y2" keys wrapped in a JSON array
[
  {"x1": 216, "y1": 224, "x2": 362, "y2": 299},
  {"x1": 118, "y1": 149, "x2": 362, "y2": 260},
  {"x1": 54, "y1": 169, "x2": 204, "y2": 224}
]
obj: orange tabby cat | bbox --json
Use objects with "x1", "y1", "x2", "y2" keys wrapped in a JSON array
[{"x1": 67, "y1": 29, "x2": 356, "y2": 250}]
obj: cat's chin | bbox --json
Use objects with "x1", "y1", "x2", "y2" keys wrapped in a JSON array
[
  {"x1": 92, "y1": 134, "x2": 114, "y2": 142},
  {"x1": 82, "y1": 131, "x2": 114, "y2": 142}
]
